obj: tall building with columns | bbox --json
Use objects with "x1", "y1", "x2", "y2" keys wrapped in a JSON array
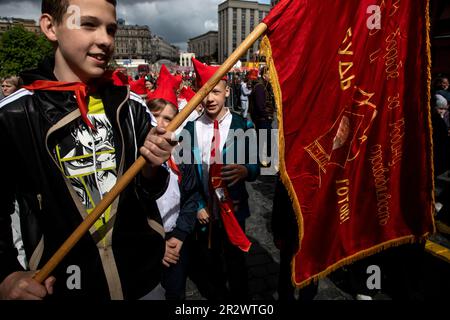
[{"x1": 218, "y1": 0, "x2": 270, "y2": 63}]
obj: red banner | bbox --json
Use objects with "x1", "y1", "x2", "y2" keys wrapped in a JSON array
[{"x1": 262, "y1": 0, "x2": 435, "y2": 287}]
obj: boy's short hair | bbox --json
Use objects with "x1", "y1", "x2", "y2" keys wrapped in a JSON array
[
  {"x1": 2, "y1": 75, "x2": 23, "y2": 88},
  {"x1": 147, "y1": 98, "x2": 178, "y2": 114},
  {"x1": 42, "y1": 0, "x2": 117, "y2": 24}
]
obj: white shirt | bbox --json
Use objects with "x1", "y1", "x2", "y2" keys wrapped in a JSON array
[
  {"x1": 156, "y1": 161, "x2": 181, "y2": 233},
  {"x1": 12, "y1": 201, "x2": 27, "y2": 269},
  {"x1": 195, "y1": 108, "x2": 232, "y2": 207}
]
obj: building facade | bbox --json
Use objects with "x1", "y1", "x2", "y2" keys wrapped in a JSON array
[
  {"x1": 179, "y1": 52, "x2": 196, "y2": 67},
  {"x1": 114, "y1": 19, "x2": 154, "y2": 62},
  {"x1": 188, "y1": 31, "x2": 218, "y2": 63},
  {"x1": 218, "y1": 0, "x2": 270, "y2": 63},
  {"x1": 0, "y1": 17, "x2": 40, "y2": 36},
  {"x1": 152, "y1": 35, "x2": 180, "y2": 62},
  {"x1": 271, "y1": 0, "x2": 279, "y2": 8}
]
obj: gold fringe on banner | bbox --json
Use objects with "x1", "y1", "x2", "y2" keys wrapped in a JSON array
[
  {"x1": 425, "y1": 0, "x2": 437, "y2": 233},
  {"x1": 260, "y1": 36, "x2": 305, "y2": 247},
  {"x1": 260, "y1": 35, "x2": 306, "y2": 288}
]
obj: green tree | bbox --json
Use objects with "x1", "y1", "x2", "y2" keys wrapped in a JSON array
[{"x1": 0, "y1": 25, "x2": 53, "y2": 77}]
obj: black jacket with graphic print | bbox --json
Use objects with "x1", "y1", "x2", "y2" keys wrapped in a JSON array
[{"x1": 0, "y1": 57, "x2": 168, "y2": 300}]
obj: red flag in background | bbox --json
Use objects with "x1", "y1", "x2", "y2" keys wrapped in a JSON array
[{"x1": 261, "y1": 0, "x2": 435, "y2": 287}]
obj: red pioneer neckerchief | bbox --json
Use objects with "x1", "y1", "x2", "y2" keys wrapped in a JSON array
[
  {"x1": 23, "y1": 80, "x2": 95, "y2": 129},
  {"x1": 167, "y1": 156, "x2": 182, "y2": 184},
  {"x1": 209, "y1": 119, "x2": 252, "y2": 252}
]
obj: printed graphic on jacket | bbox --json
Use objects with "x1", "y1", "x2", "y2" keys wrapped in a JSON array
[{"x1": 54, "y1": 96, "x2": 117, "y2": 230}]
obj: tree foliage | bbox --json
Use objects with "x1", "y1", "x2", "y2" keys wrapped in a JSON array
[{"x1": 0, "y1": 25, "x2": 53, "y2": 77}]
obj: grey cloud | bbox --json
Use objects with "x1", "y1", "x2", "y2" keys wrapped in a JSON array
[
  {"x1": 118, "y1": 0, "x2": 221, "y2": 46},
  {"x1": 0, "y1": 0, "x2": 269, "y2": 50}
]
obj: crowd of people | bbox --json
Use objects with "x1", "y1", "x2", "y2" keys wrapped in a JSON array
[
  {"x1": 431, "y1": 74, "x2": 450, "y2": 228},
  {"x1": 0, "y1": 0, "x2": 448, "y2": 302},
  {"x1": 0, "y1": 0, "x2": 279, "y2": 301}
]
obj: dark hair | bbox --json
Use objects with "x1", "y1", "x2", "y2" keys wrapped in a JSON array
[
  {"x1": 42, "y1": 0, "x2": 117, "y2": 24},
  {"x1": 145, "y1": 76, "x2": 155, "y2": 85},
  {"x1": 432, "y1": 74, "x2": 449, "y2": 90}
]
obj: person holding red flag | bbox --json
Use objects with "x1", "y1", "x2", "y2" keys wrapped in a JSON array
[{"x1": 183, "y1": 58, "x2": 260, "y2": 300}]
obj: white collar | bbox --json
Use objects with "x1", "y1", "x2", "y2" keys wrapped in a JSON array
[{"x1": 201, "y1": 108, "x2": 231, "y2": 125}]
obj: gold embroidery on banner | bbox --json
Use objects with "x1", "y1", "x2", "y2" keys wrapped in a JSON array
[
  {"x1": 338, "y1": 27, "x2": 355, "y2": 91},
  {"x1": 305, "y1": 141, "x2": 330, "y2": 174},
  {"x1": 384, "y1": 28, "x2": 402, "y2": 80},
  {"x1": 368, "y1": 144, "x2": 391, "y2": 226},
  {"x1": 390, "y1": 0, "x2": 401, "y2": 17},
  {"x1": 387, "y1": 93, "x2": 400, "y2": 110},
  {"x1": 369, "y1": 48, "x2": 382, "y2": 64},
  {"x1": 388, "y1": 118, "x2": 404, "y2": 167},
  {"x1": 291, "y1": 0, "x2": 434, "y2": 290},
  {"x1": 336, "y1": 179, "x2": 350, "y2": 224}
]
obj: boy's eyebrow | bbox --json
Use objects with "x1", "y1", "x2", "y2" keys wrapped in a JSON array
[
  {"x1": 80, "y1": 16, "x2": 100, "y2": 23},
  {"x1": 80, "y1": 16, "x2": 118, "y2": 29}
]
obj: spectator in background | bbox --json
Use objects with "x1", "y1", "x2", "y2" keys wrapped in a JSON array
[
  {"x1": 433, "y1": 75, "x2": 449, "y2": 91},
  {"x1": 271, "y1": 176, "x2": 318, "y2": 300},
  {"x1": 1, "y1": 75, "x2": 25, "y2": 272},
  {"x1": 249, "y1": 68, "x2": 276, "y2": 166},
  {"x1": 432, "y1": 94, "x2": 450, "y2": 176},
  {"x1": 240, "y1": 74, "x2": 253, "y2": 119},
  {"x1": 145, "y1": 75, "x2": 156, "y2": 94},
  {"x1": 229, "y1": 74, "x2": 242, "y2": 113},
  {"x1": 1, "y1": 76, "x2": 22, "y2": 99},
  {"x1": 433, "y1": 75, "x2": 450, "y2": 102},
  {"x1": 433, "y1": 94, "x2": 450, "y2": 229}
]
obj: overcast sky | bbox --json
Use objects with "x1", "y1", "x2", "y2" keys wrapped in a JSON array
[{"x1": 0, "y1": 0, "x2": 271, "y2": 51}]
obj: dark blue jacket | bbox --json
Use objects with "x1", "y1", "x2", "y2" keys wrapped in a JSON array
[{"x1": 183, "y1": 112, "x2": 260, "y2": 221}]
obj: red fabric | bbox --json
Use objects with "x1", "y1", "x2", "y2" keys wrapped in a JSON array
[
  {"x1": 130, "y1": 77, "x2": 147, "y2": 95},
  {"x1": 192, "y1": 57, "x2": 227, "y2": 88},
  {"x1": 167, "y1": 156, "x2": 182, "y2": 184},
  {"x1": 174, "y1": 75, "x2": 183, "y2": 89},
  {"x1": 147, "y1": 64, "x2": 179, "y2": 107},
  {"x1": 210, "y1": 119, "x2": 220, "y2": 163},
  {"x1": 264, "y1": 0, "x2": 434, "y2": 286},
  {"x1": 247, "y1": 69, "x2": 259, "y2": 80},
  {"x1": 111, "y1": 69, "x2": 129, "y2": 86},
  {"x1": 209, "y1": 120, "x2": 251, "y2": 252},
  {"x1": 179, "y1": 86, "x2": 196, "y2": 102},
  {"x1": 23, "y1": 80, "x2": 94, "y2": 129}
]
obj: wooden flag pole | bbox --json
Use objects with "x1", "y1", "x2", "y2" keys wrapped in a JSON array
[{"x1": 33, "y1": 23, "x2": 268, "y2": 284}]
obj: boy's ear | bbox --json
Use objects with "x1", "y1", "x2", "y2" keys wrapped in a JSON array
[
  {"x1": 225, "y1": 85, "x2": 230, "y2": 98},
  {"x1": 40, "y1": 14, "x2": 58, "y2": 42}
]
